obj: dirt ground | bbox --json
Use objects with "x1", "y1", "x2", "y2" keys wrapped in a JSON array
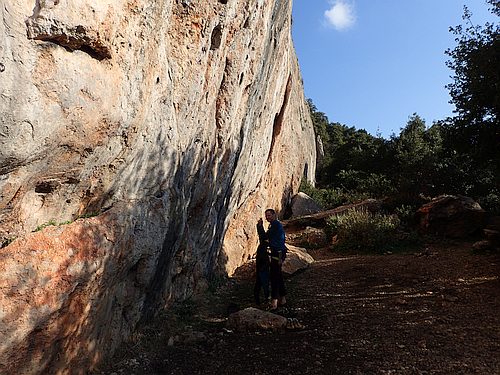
[{"x1": 94, "y1": 240, "x2": 500, "y2": 375}]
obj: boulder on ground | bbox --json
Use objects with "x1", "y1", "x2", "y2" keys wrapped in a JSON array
[
  {"x1": 227, "y1": 307, "x2": 288, "y2": 331},
  {"x1": 472, "y1": 240, "x2": 494, "y2": 252},
  {"x1": 290, "y1": 192, "x2": 322, "y2": 218},
  {"x1": 286, "y1": 226, "x2": 328, "y2": 248},
  {"x1": 416, "y1": 195, "x2": 486, "y2": 238},
  {"x1": 283, "y1": 245, "x2": 315, "y2": 275}
]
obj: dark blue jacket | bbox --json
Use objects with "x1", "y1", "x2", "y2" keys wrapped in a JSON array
[{"x1": 257, "y1": 219, "x2": 286, "y2": 260}]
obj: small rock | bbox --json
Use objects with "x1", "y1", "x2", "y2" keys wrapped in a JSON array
[
  {"x1": 472, "y1": 240, "x2": 493, "y2": 252},
  {"x1": 444, "y1": 295, "x2": 459, "y2": 302},
  {"x1": 395, "y1": 298, "x2": 407, "y2": 305},
  {"x1": 418, "y1": 340, "x2": 427, "y2": 349},
  {"x1": 282, "y1": 245, "x2": 315, "y2": 275},
  {"x1": 167, "y1": 336, "x2": 175, "y2": 346},
  {"x1": 227, "y1": 307, "x2": 288, "y2": 331},
  {"x1": 286, "y1": 318, "x2": 305, "y2": 330}
]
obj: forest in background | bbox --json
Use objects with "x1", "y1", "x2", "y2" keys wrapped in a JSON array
[{"x1": 304, "y1": 0, "x2": 499, "y2": 217}]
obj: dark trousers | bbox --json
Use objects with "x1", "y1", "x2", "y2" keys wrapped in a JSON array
[
  {"x1": 270, "y1": 259, "x2": 286, "y2": 299},
  {"x1": 254, "y1": 270, "x2": 270, "y2": 305}
]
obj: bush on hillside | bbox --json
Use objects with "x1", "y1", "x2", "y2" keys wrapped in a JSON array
[
  {"x1": 326, "y1": 209, "x2": 401, "y2": 253},
  {"x1": 478, "y1": 191, "x2": 500, "y2": 216},
  {"x1": 336, "y1": 170, "x2": 395, "y2": 198},
  {"x1": 394, "y1": 204, "x2": 418, "y2": 228},
  {"x1": 299, "y1": 180, "x2": 369, "y2": 210}
]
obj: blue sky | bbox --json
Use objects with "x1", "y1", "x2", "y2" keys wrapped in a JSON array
[{"x1": 291, "y1": 0, "x2": 497, "y2": 138}]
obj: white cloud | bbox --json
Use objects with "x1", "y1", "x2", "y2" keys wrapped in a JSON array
[{"x1": 324, "y1": 0, "x2": 356, "y2": 31}]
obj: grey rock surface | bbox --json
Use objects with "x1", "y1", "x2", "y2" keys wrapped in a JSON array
[
  {"x1": 283, "y1": 244, "x2": 315, "y2": 275},
  {"x1": 227, "y1": 307, "x2": 288, "y2": 331},
  {"x1": 290, "y1": 192, "x2": 322, "y2": 218},
  {"x1": 0, "y1": 0, "x2": 316, "y2": 373}
]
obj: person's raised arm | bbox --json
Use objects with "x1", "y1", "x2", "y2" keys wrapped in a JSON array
[{"x1": 257, "y1": 218, "x2": 267, "y2": 242}]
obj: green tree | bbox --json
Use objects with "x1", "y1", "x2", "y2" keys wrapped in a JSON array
[
  {"x1": 307, "y1": 99, "x2": 394, "y2": 197},
  {"x1": 446, "y1": 2, "x2": 500, "y2": 125},
  {"x1": 390, "y1": 114, "x2": 444, "y2": 199},
  {"x1": 443, "y1": 1, "x2": 500, "y2": 197}
]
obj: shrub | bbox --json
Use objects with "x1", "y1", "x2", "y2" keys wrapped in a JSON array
[
  {"x1": 395, "y1": 204, "x2": 417, "y2": 227},
  {"x1": 337, "y1": 170, "x2": 395, "y2": 198},
  {"x1": 478, "y1": 191, "x2": 500, "y2": 215},
  {"x1": 34, "y1": 220, "x2": 58, "y2": 232},
  {"x1": 31, "y1": 213, "x2": 101, "y2": 233},
  {"x1": 319, "y1": 187, "x2": 362, "y2": 209},
  {"x1": 326, "y1": 208, "x2": 400, "y2": 253},
  {"x1": 299, "y1": 180, "x2": 368, "y2": 209}
]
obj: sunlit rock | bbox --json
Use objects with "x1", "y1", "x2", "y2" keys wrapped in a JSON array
[{"x1": 0, "y1": 0, "x2": 315, "y2": 373}]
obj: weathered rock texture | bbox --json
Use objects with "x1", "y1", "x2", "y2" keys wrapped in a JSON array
[
  {"x1": 227, "y1": 307, "x2": 288, "y2": 331},
  {"x1": 0, "y1": 0, "x2": 316, "y2": 373},
  {"x1": 416, "y1": 195, "x2": 486, "y2": 238},
  {"x1": 290, "y1": 191, "x2": 322, "y2": 218},
  {"x1": 282, "y1": 244, "x2": 314, "y2": 275}
]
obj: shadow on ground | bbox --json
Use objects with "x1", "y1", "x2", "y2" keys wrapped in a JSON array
[{"x1": 93, "y1": 240, "x2": 500, "y2": 375}]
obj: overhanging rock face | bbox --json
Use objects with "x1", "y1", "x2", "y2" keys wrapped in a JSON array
[{"x1": 0, "y1": 0, "x2": 316, "y2": 373}]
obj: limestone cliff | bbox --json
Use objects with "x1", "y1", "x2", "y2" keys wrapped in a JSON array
[{"x1": 0, "y1": 0, "x2": 316, "y2": 373}]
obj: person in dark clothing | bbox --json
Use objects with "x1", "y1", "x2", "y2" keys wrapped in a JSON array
[
  {"x1": 257, "y1": 208, "x2": 287, "y2": 310},
  {"x1": 254, "y1": 240, "x2": 270, "y2": 305}
]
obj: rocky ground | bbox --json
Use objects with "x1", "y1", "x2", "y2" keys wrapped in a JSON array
[{"x1": 93, "y1": 239, "x2": 500, "y2": 375}]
